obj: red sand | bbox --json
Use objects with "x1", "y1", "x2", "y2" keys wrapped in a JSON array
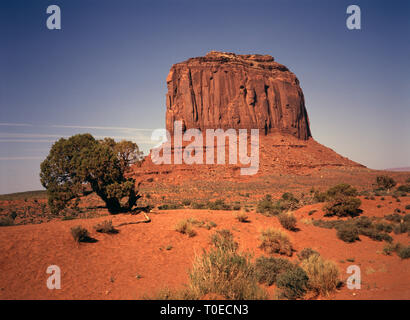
[{"x1": 1, "y1": 196, "x2": 409, "y2": 300}]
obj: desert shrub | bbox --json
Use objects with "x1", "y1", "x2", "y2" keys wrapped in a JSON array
[
  {"x1": 205, "y1": 221, "x2": 217, "y2": 230},
  {"x1": 314, "y1": 184, "x2": 358, "y2": 204},
  {"x1": 189, "y1": 238, "x2": 266, "y2": 300},
  {"x1": 393, "y1": 222, "x2": 410, "y2": 235},
  {"x1": 384, "y1": 213, "x2": 402, "y2": 223},
  {"x1": 210, "y1": 229, "x2": 238, "y2": 252},
  {"x1": 40, "y1": 134, "x2": 140, "y2": 214},
  {"x1": 383, "y1": 242, "x2": 400, "y2": 256},
  {"x1": 313, "y1": 191, "x2": 327, "y2": 203},
  {"x1": 315, "y1": 217, "x2": 394, "y2": 243},
  {"x1": 254, "y1": 256, "x2": 294, "y2": 286},
  {"x1": 236, "y1": 212, "x2": 249, "y2": 223},
  {"x1": 312, "y1": 219, "x2": 344, "y2": 229},
  {"x1": 278, "y1": 193, "x2": 300, "y2": 211},
  {"x1": 256, "y1": 195, "x2": 279, "y2": 216},
  {"x1": 336, "y1": 224, "x2": 360, "y2": 243},
  {"x1": 406, "y1": 205, "x2": 410, "y2": 210},
  {"x1": 323, "y1": 196, "x2": 361, "y2": 217},
  {"x1": 175, "y1": 219, "x2": 197, "y2": 237},
  {"x1": 207, "y1": 199, "x2": 231, "y2": 210},
  {"x1": 277, "y1": 212, "x2": 297, "y2": 231},
  {"x1": 232, "y1": 203, "x2": 241, "y2": 211},
  {"x1": 71, "y1": 225, "x2": 90, "y2": 243},
  {"x1": 191, "y1": 202, "x2": 207, "y2": 209},
  {"x1": 158, "y1": 203, "x2": 183, "y2": 210},
  {"x1": 360, "y1": 227, "x2": 393, "y2": 242},
  {"x1": 297, "y1": 248, "x2": 320, "y2": 261},
  {"x1": 353, "y1": 216, "x2": 372, "y2": 229},
  {"x1": 94, "y1": 220, "x2": 118, "y2": 234},
  {"x1": 181, "y1": 199, "x2": 191, "y2": 206},
  {"x1": 308, "y1": 210, "x2": 317, "y2": 216},
  {"x1": 276, "y1": 266, "x2": 309, "y2": 300},
  {"x1": 326, "y1": 184, "x2": 358, "y2": 198},
  {"x1": 0, "y1": 216, "x2": 14, "y2": 226},
  {"x1": 374, "y1": 222, "x2": 393, "y2": 233},
  {"x1": 148, "y1": 287, "x2": 198, "y2": 300},
  {"x1": 256, "y1": 193, "x2": 300, "y2": 216},
  {"x1": 376, "y1": 175, "x2": 396, "y2": 191},
  {"x1": 397, "y1": 246, "x2": 410, "y2": 259},
  {"x1": 301, "y1": 254, "x2": 340, "y2": 296},
  {"x1": 259, "y1": 228, "x2": 293, "y2": 256}
]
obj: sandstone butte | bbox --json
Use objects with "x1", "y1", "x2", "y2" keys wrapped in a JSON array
[
  {"x1": 132, "y1": 51, "x2": 364, "y2": 184},
  {"x1": 165, "y1": 51, "x2": 311, "y2": 140}
]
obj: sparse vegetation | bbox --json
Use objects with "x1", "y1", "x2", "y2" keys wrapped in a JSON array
[
  {"x1": 188, "y1": 231, "x2": 267, "y2": 300},
  {"x1": 210, "y1": 229, "x2": 238, "y2": 252},
  {"x1": 71, "y1": 225, "x2": 90, "y2": 243},
  {"x1": 276, "y1": 266, "x2": 309, "y2": 300},
  {"x1": 94, "y1": 220, "x2": 118, "y2": 234},
  {"x1": 376, "y1": 175, "x2": 396, "y2": 192},
  {"x1": 235, "y1": 212, "x2": 249, "y2": 223},
  {"x1": 297, "y1": 248, "x2": 320, "y2": 261},
  {"x1": 254, "y1": 256, "x2": 294, "y2": 286},
  {"x1": 259, "y1": 228, "x2": 293, "y2": 256},
  {"x1": 277, "y1": 212, "x2": 297, "y2": 231},
  {"x1": 158, "y1": 203, "x2": 183, "y2": 210},
  {"x1": 300, "y1": 254, "x2": 340, "y2": 296},
  {"x1": 257, "y1": 193, "x2": 300, "y2": 216},
  {"x1": 0, "y1": 215, "x2": 14, "y2": 226},
  {"x1": 336, "y1": 223, "x2": 360, "y2": 243},
  {"x1": 175, "y1": 219, "x2": 197, "y2": 237},
  {"x1": 383, "y1": 242, "x2": 400, "y2": 256},
  {"x1": 313, "y1": 215, "x2": 395, "y2": 243},
  {"x1": 207, "y1": 199, "x2": 231, "y2": 210},
  {"x1": 323, "y1": 196, "x2": 361, "y2": 217},
  {"x1": 397, "y1": 246, "x2": 410, "y2": 259},
  {"x1": 314, "y1": 183, "x2": 358, "y2": 203},
  {"x1": 382, "y1": 242, "x2": 410, "y2": 259}
]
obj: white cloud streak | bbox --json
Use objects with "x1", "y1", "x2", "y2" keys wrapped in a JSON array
[
  {"x1": 0, "y1": 123, "x2": 33, "y2": 127},
  {"x1": 51, "y1": 125, "x2": 156, "y2": 132},
  {"x1": 0, "y1": 156, "x2": 43, "y2": 160}
]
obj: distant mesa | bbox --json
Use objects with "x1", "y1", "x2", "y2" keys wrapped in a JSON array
[{"x1": 165, "y1": 51, "x2": 311, "y2": 140}]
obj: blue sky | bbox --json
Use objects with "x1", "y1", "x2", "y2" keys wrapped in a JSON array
[{"x1": 0, "y1": 0, "x2": 409, "y2": 194}]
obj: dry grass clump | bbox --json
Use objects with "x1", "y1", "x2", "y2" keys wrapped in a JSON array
[
  {"x1": 254, "y1": 256, "x2": 294, "y2": 286},
  {"x1": 71, "y1": 225, "x2": 90, "y2": 243},
  {"x1": 210, "y1": 229, "x2": 238, "y2": 252},
  {"x1": 297, "y1": 248, "x2": 320, "y2": 261},
  {"x1": 383, "y1": 242, "x2": 410, "y2": 259},
  {"x1": 259, "y1": 228, "x2": 293, "y2": 256},
  {"x1": 189, "y1": 231, "x2": 266, "y2": 300},
  {"x1": 300, "y1": 254, "x2": 340, "y2": 296},
  {"x1": 175, "y1": 219, "x2": 197, "y2": 237},
  {"x1": 94, "y1": 220, "x2": 118, "y2": 234},
  {"x1": 277, "y1": 212, "x2": 297, "y2": 231},
  {"x1": 235, "y1": 212, "x2": 249, "y2": 223},
  {"x1": 151, "y1": 230, "x2": 267, "y2": 300}
]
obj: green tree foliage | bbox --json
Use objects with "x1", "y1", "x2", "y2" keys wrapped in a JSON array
[
  {"x1": 101, "y1": 138, "x2": 144, "y2": 171},
  {"x1": 40, "y1": 134, "x2": 140, "y2": 214},
  {"x1": 376, "y1": 175, "x2": 397, "y2": 192}
]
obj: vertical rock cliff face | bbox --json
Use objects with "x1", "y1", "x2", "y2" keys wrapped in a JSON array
[{"x1": 165, "y1": 51, "x2": 311, "y2": 140}]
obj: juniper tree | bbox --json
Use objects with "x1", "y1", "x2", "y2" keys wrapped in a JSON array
[{"x1": 40, "y1": 134, "x2": 140, "y2": 214}]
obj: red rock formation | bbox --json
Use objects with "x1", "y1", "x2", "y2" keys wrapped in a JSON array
[{"x1": 165, "y1": 51, "x2": 311, "y2": 140}]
